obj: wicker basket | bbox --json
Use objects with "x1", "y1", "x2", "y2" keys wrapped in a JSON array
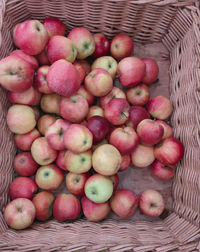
[{"x1": 0, "y1": 0, "x2": 200, "y2": 251}]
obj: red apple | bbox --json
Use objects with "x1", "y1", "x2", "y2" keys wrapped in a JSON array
[
  {"x1": 152, "y1": 160, "x2": 175, "y2": 180},
  {"x1": 93, "y1": 33, "x2": 110, "y2": 58},
  {"x1": 119, "y1": 154, "x2": 131, "y2": 171},
  {"x1": 36, "y1": 48, "x2": 50, "y2": 65},
  {"x1": 43, "y1": 17, "x2": 65, "y2": 38},
  {"x1": 126, "y1": 84, "x2": 150, "y2": 106},
  {"x1": 40, "y1": 93, "x2": 61, "y2": 115},
  {"x1": 87, "y1": 105, "x2": 104, "y2": 119},
  {"x1": 73, "y1": 62, "x2": 86, "y2": 83},
  {"x1": 56, "y1": 150, "x2": 67, "y2": 171},
  {"x1": 131, "y1": 144, "x2": 155, "y2": 168},
  {"x1": 142, "y1": 58, "x2": 159, "y2": 85},
  {"x1": 109, "y1": 174, "x2": 119, "y2": 191},
  {"x1": 155, "y1": 120, "x2": 173, "y2": 140},
  {"x1": 14, "y1": 152, "x2": 38, "y2": 176},
  {"x1": 34, "y1": 65, "x2": 53, "y2": 94},
  {"x1": 76, "y1": 59, "x2": 91, "y2": 75},
  {"x1": 37, "y1": 114, "x2": 57, "y2": 136},
  {"x1": 127, "y1": 106, "x2": 150, "y2": 130}
]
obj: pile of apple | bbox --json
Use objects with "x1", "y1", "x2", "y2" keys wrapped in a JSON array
[{"x1": 0, "y1": 17, "x2": 184, "y2": 230}]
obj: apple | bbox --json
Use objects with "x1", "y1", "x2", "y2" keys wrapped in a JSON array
[
  {"x1": 60, "y1": 94, "x2": 89, "y2": 123},
  {"x1": 152, "y1": 160, "x2": 175, "y2": 180},
  {"x1": 131, "y1": 144, "x2": 155, "y2": 168},
  {"x1": 76, "y1": 85, "x2": 94, "y2": 106},
  {"x1": 4, "y1": 198, "x2": 35, "y2": 230},
  {"x1": 65, "y1": 172, "x2": 90, "y2": 196},
  {"x1": 9, "y1": 177, "x2": 37, "y2": 200},
  {"x1": 91, "y1": 56, "x2": 117, "y2": 79},
  {"x1": 84, "y1": 174, "x2": 113, "y2": 203},
  {"x1": 34, "y1": 65, "x2": 53, "y2": 94},
  {"x1": 127, "y1": 106, "x2": 150, "y2": 129},
  {"x1": 36, "y1": 47, "x2": 50, "y2": 65},
  {"x1": 43, "y1": 17, "x2": 65, "y2": 38},
  {"x1": 53, "y1": 193, "x2": 81, "y2": 221},
  {"x1": 104, "y1": 98, "x2": 130, "y2": 125},
  {"x1": 32, "y1": 107, "x2": 40, "y2": 121},
  {"x1": 76, "y1": 59, "x2": 91, "y2": 75},
  {"x1": 142, "y1": 58, "x2": 159, "y2": 85},
  {"x1": 87, "y1": 105, "x2": 104, "y2": 119},
  {"x1": 109, "y1": 174, "x2": 119, "y2": 191},
  {"x1": 147, "y1": 96, "x2": 173, "y2": 120},
  {"x1": 119, "y1": 154, "x2": 131, "y2": 171},
  {"x1": 64, "y1": 124, "x2": 93, "y2": 153},
  {"x1": 45, "y1": 119, "x2": 71, "y2": 151},
  {"x1": 32, "y1": 191, "x2": 55, "y2": 221},
  {"x1": 110, "y1": 33, "x2": 134, "y2": 61},
  {"x1": 40, "y1": 93, "x2": 61, "y2": 115},
  {"x1": 68, "y1": 27, "x2": 95, "y2": 59},
  {"x1": 56, "y1": 150, "x2": 67, "y2": 171},
  {"x1": 73, "y1": 62, "x2": 86, "y2": 83},
  {"x1": 139, "y1": 189, "x2": 165, "y2": 217},
  {"x1": 154, "y1": 137, "x2": 184, "y2": 165},
  {"x1": 93, "y1": 33, "x2": 110, "y2": 58},
  {"x1": 126, "y1": 83, "x2": 150, "y2": 106},
  {"x1": 0, "y1": 55, "x2": 34, "y2": 92},
  {"x1": 37, "y1": 114, "x2": 57, "y2": 136},
  {"x1": 137, "y1": 119, "x2": 164, "y2": 146},
  {"x1": 92, "y1": 144, "x2": 122, "y2": 176},
  {"x1": 64, "y1": 150, "x2": 92, "y2": 173},
  {"x1": 31, "y1": 137, "x2": 57, "y2": 165},
  {"x1": 81, "y1": 196, "x2": 110, "y2": 222},
  {"x1": 32, "y1": 90, "x2": 42, "y2": 106},
  {"x1": 155, "y1": 120, "x2": 173, "y2": 140},
  {"x1": 12, "y1": 23, "x2": 20, "y2": 47},
  {"x1": 117, "y1": 57, "x2": 146, "y2": 87},
  {"x1": 110, "y1": 189, "x2": 138, "y2": 218},
  {"x1": 47, "y1": 59, "x2": 81, "y2": 97},
  {"x1": 14, "y1": 20, "x2": 49, "y2": 55},
  {"x1": 14, "y1": 152, "x2": 38, "y2": 176}
]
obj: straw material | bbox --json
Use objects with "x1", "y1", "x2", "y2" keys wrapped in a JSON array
[{"x1": 0, "y1": 0, "x2": 200, "y2": 251}]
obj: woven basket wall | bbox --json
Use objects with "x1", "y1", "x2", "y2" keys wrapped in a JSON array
[{"x1": 0, "y1": 0, "x2": 200, "y2": 251}]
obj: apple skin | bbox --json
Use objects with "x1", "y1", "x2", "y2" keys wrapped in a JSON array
[
  {"x1": 109, "y1": 126, "x2": 138, "y2": 155},
  {"x1": 154, "y1": 137, "x2": 184, "y2": 165},
  {"x1": 36, "y1": 48, "x2": 50, "y2": 65},
  {"x1": 131, "y1": 144, "x2": 155, "y2": 168},
  {"x1": 155, "y1": 120, "x2": 174, "y2": 140},
  {"x1": 73, "y1": 62, "x2": 86, "y2": 83},
  {"x1": 92, "y1": 144, "x2": 122, "y2": 176},
  {"x1": 142, "y1": 58, "x2": 159, "y2": 85},
  {"x1": 81, "y1": 195, "x2": 110, "y2": 222},
  {"x1": 76, "y1": 85, "x2": 94, "y2": 106},
  {"x1": 60, "y1": 94, "x2": 89, "y2": 123},
  {"x1": 35, "y1": 164, "x2": 64, "y2": 190},
  {"x1": 14, "y1": 152, "x2": 38, "y2": 176},
  {"x1": 14, "y1": 20, "x2": 49, "y2": 55},
  {"x1": 110, "y1": 189, "x2": 138, "y2": 218},
  {"x1": 137, "y1": 119, "x2": 164, "y2": 146},
  {"x1": 127, "y1": 106, "x2": 150, "y2": 130},
  {"x1": 152, "y1": 160, "x2": 175, "y2": 180},
  {"x1": 93, "y1": 33, "x2": 110, "y2": 58},
  {"x1": 40, "y1": 93, "x2": 61, "y2": 115},
  {"x1": 53, "y1": 193, "x2": 81, "y2": 221},
  {"x1": 119, "y1": 154, "x2": 131, "y2": 171},
  {"x1": 139, "y1": 189, "x2": 165, "y2": 217},
  {"x1": 65, "y1": 172, "x2": 90, "y2": 196},
  {"x1": 126, "y1": 84, "x2": 150, "y2": 106},
  {"x1": 84, "y1": 174, "x2": 113, "y2": 203},
  {"x1": 87, "y1": 105, "x2": 104, "y2": 120},
  {"x1": 9, "y1": 177, "x2": 37, "y2": 200},
  {"x1": 43, "y1": 17, "x2": 65, "y2": 38},
  {"x1": 76, "y1": 59, "x2": 91, "y2": 75},
  {"x1": 110, "y1": 33, "x2": 134, "y2": 61},
  {"x1": 37, "y1": 114, "x2": 57, "y2": 136},
  {"x1": 32, "y1": 191, "x2": 55, "y2": 221},
  {"x1": 104, "y1": 98, "x2": 130, "y2": 125},
  {"x1": 34, "y1": 65, "x2": 53, "y2": 94},
  {"x1": 147, "y1": 96, "x2": 173, "y2": 120},
  {"x1": 4, "y1": 198, "x2": 36, "y2": 230},
  {"x1": 64, "y1": 124, "x2": 93, "y2": 153},
  {"x1": 92, "y1": 138, "x2": 108, "y2": 152},
  {"x1": 109, "y1": 174, "x2": 119, "y2": 191},
  {"x1": 31, "y1": 137, "x2": 57, "y2": 165}
]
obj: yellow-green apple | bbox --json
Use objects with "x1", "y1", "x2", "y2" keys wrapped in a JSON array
[
  {"x1": 65, "y1": 172, "x2": 90, "y2": 196},
  {"x1": 14, "y1": 152, "x2": 38, "y2": 176},
  {"x1": 147, "y1": 96, "x2": 173, "y2": 120},
  {"x1": 104, "y1": 98, "x2": 130, "y2": 125},
  {"x1": 81, "y1": 195, "x2": 110, "y2": 222},
  {"x1": 4, "y1": 198, "x2": 36, "y2": 230},
  {"x1": 155, "y1": 120, "x2": 173, "y2": 140},
  {"x1": 47, "y1": 36, "x2": 77, "y2": 63},
  {"x1": 87, "y1": 105, "x2": 104, "y2": 120},
  {"x1": 110, "y1": 33, "x2": 134, "y2": 61},
  {"x1": 9, "y1": 177, "x2": 37, "y2": 200},
  {"x1": 47, "y1": 59, "x2": 81, "y2": 97},
  {"x1": 43, "y1": 17, "x2": 65, "y2": 38},
  {"x1": 131, "y1": 144, "x2": 155, "y2": 168},
  {"x1": 45, "y1": 119, "x2": 71, "y2": 151},
  {"x1": 85, "y1": 68, "x2": 113, "y2": 97},
  {"x1": 92, "y1": 144, "x2": 122, "y2": 176},
  {"x1": 142, "y1": 58, "x2": 159, "y2": 85},
  {"x1": 91, "y1": 56, "x2": 117, "y2": 79},
  {"x1": 0, "y1": 55, "x2": 34, "y2": 92},
  {"x1": 14, "y1": 20, "x2": 49, "y2": 55},
  {"x1": 53, "y1": 193, "x2": 81, "y2": 221},
  {"x1": 56, "y1": 150, "x2": 67, "y2": 171},
  {"x1": 109, "y1": 174, "x2": 119, "y2": 191},
  {"x1": 37, "y1": 114, "x2": 57, "y2": 135},
  {"x1": 109, "y1": 126, "x2": 138, "y2": 155},
  {"x1": 35, "y1": 164, "x2": 64, "y2": 190},
  {"x1": 152, "y1": 160, "x2": 174, "y2": 180},
  {"x1": 40, "y1": 93, "x2": 61, "y2": 115},
  {"x1": 137, "y1": 119, "x2": 164, "y2": 146},
  {"x1": 76, "y1": 85, "x2": 94, "y2": 106},
  {"x1": 126, "y1": 83, "x2": 150, "y2": 106},
  {"x1": 31, "y1": 137, "x2": 57, "y2": 165},
  {"x1": 32, "y1": 191, "x2": 55, "y2": 221},
  {"x1": 36, "y1": 48, "x2": 50, "y2": 65},
  {"x1": 154, "y1": 137, "x2": 184, "y2": 165},
  {"x1": 68, "y1": 27, "x2": 95, "y2": 59},
  {"x1": 34, "y1": 65, "x2": 53, "y2": 94},
  {"x1": 117, "y1": 57, "x2": 146, "y2": 87},
  {"x1": 65, "y1": 150, "x2": 92, "y2": 173},
  {"x1": 6, "y1": 105, "x2": 36, "y2": 134},
  {"x1": 139, "y1": 189, "x2": 164, "y2": 217},
  {"x1": 76, "y1": 59, "x2": 91, "y2": 75},
  {"x1": 73, "y1": 62, "x2": 86, "y2": 83},
  {"x1": 64, "y1": 124, "x2": 93, "y2": 153},
  {"x1": 84, "y1": 174, "x2": 113, "y2": 203},
  {"x1": 93, "y1": 33, "x2": 110, "y2": 58},
  {"x1": 100, "y1": 86, "x2": 126, "y2": 109},
  {"x1": 110, "y1": 189, "x2": 138, "y2": 218},
  {"x1": 119, "y1": 154, "x2": 131, "y2": 171},
  {"x1": 60, "y1": 94, "x2": 89, "y2": 123},
  {"x1": 127, "y1": 106, "x2": 150, "y2": 129}
]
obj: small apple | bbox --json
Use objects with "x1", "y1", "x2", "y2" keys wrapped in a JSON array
[
  {"x1": 56, "y1": 150, "x2": 67, "y2": 171},
  {"x1": 14, "y1": 152, "x2": 38, "y2": 176},
  {"x1": 127, "y1": 106, "x2": 150, "y2": 129},
  {"x1": 87, "y1": 105, "x2": 104, "y2": 119},
  {"x1": 34, "y1": 65, "x2": 53, "y2": 94},
  {"x1": 142, "y1": 58, "x2": 159, "y2": 85},
  {"x1": 155, "y1": 120, "x2": 173, "y2": 140},
  {"x1": 126, "y1": 84, "x2": 150, "y2": 106},
  {"x1": 93, "y1": 33, "x2": 110, "y2": 58},
  {"x1": 37, "y1": 114, "x2": 57, "y2": 136},
  {"x1": 73, "y1": 62, "x2": 86, "y2": 83},
  {"x1": 119, "y1": 154, "x2": 131, "y2": 171},
  {"x1": 109, "y1": 174, "x2": 119, "y2": 191},
  {"x1": 131, "y1": 144, "x2": 155, "y2": 168},
  {"x1": 40, "y1": 93, "x2": 61, "y2": 115},
  {"x1": 43, "y1": 17, "x2": 65, "y2": 38},
  {"x1": 152, "y1": 160, "x2": 175, "y2": 180},
  {"x1": 76, "y1": 59, "x2": 91, "y2": 75}
]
